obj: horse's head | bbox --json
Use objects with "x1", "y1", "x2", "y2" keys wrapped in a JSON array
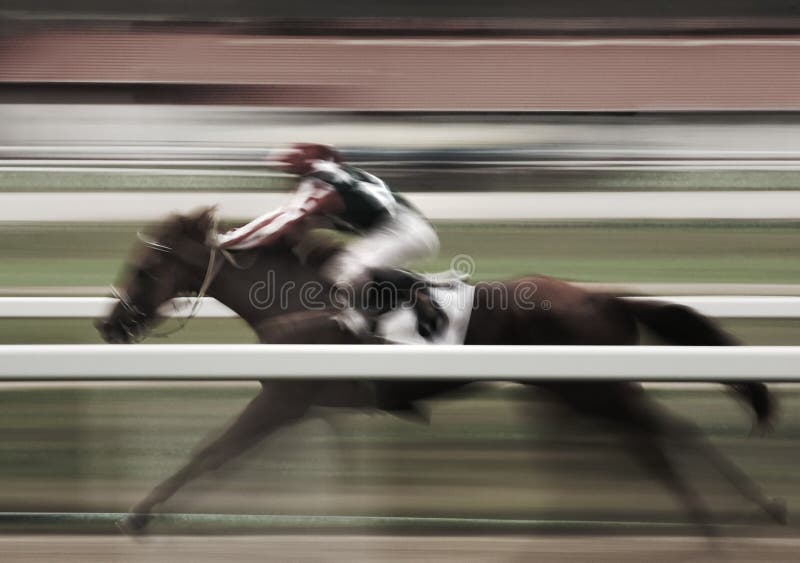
[{"x1": 95, "y1": 207, "x2": 216, "y2": 344}]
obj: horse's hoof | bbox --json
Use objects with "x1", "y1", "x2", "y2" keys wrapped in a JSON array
[
  {"x1": 116, "y1": 513, "x2": 153, "y2": 535},
  {"x1": 766, "y1": 497, "x2": 788, "y2": 525}
]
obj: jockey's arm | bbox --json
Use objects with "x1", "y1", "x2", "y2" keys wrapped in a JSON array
[{"x1": 216, "y1": 178, "x2": 345, "y2": 250}]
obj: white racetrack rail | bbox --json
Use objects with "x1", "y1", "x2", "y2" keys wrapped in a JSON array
[
  {"x1": 4, "y1": 191, "x2": 800, "y2": 221},
  {"x1": 0, "y1": 344, "x2": 799, "y2": 381},
  {"x1": 2, "y1": 296, "x2": 800, "y2": 319}
]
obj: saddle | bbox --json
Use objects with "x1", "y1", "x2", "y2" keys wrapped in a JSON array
[{"x1": 365, "y1": 268, "x2": 450, "y2": 340}]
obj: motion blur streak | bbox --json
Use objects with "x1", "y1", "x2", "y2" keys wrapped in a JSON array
[
  {"x1": 2, "y1": 1, "x2": 800, "y2": 561},
  {"x1": 5, "y1": 29, "x2": 800, "y2": 110},
  {"x1": 1, "y1": 535, "x2": 800, "y2": 562}
]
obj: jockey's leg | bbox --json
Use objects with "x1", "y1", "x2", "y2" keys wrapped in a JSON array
[
  {"x1": 368, "y1": 267, "x2": 448, "y2": 338},
  {"x1": 320, "y1": 207, "x2": 445, "y2": 338}
]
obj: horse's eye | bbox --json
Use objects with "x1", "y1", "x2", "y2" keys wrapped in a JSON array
[{"x1": 135, "y1": 266, "x2": 158, "y2": 281}]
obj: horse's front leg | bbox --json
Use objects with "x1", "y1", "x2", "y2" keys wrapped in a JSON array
[{"x1": 118, "y1": 381, "x2": 314, "y2": 534}]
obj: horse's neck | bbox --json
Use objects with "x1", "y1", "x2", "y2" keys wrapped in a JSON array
[{"x1": 206, "y1": 248, "x2": 330, "y2": 328}]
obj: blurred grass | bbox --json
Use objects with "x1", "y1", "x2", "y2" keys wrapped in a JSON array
[
  {"x1": 2, "y1": 221, "x2": 800, "y2": 287},
  {"x1": 0, "y1": 319, "x2": 257, "y2": 344},
  {"x1": 0, "y1": 318, "x2": 798, "y2": 345},
  {"x1": 3, "y1": 169, "x2": 800, "y2": 192},
  {"x1": 0, "y1": 382, "x2": 797, "y2": 529},
  {"x1": 0, "y1": 170, "x2": 285, "y2": 192}
]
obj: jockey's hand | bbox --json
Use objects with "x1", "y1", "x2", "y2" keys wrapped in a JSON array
[{"x1": 206, "y1": 233, "x2": 220, "y2": 248}]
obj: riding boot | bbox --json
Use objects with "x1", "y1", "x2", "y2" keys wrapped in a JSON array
[
  {"x1": 415, "y1": 289, "x2": 448, "y2": 340},
  {"x1": 368, "y1": 267, "x2": 448, "y2": 340}
]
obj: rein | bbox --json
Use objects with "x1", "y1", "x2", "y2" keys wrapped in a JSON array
[
  {"x1": 150, "y1": 246, "x2": 221, "y2": 339},
  {"x1": 129, "y1": 228, "x2": 225, "y2": 339}
]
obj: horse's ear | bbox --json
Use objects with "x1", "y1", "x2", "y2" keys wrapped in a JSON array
[
  {"x1": 182, "y1": 206, "x2": 217, "y2": 238},
  {"x1": 154, "y1": 213, "x2": 184, "y2": 240},
  {"x1": 196, "y1": 206, "x2": 217, "y2": 232}
]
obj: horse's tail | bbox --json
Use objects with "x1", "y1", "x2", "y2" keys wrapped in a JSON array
[
  {"x1": 619, "y1": 297, "x2": 776, "y2": 429},
  {"x1": 620, "y1": 297, "x2": 737, "y2": 345}
]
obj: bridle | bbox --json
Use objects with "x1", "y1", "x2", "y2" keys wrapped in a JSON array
[
  {"x1": 108, "y1": 284, "x2": 148, "y2": 342},
  {"x1": 108, "y1": 228, "x2": 224, "y2": 341}
]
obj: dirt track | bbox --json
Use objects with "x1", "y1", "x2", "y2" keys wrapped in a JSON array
[{"x1": 3, "y1": 535, "x2": 799, "y2": 562}]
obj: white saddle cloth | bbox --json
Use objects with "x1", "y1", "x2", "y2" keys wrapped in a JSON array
[{"x1": 376, "y1": 279, "x2": 476, "y2": 345}]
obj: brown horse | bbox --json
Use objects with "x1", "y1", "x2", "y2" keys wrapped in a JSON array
[{"x1": 95, "y1": 208, "x2": 786, "y2": 535}]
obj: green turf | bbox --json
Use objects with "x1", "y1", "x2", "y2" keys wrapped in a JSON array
[
  {"x1": 0, "y1": 170, "x2": 287, "y2": 192},
  {"x1": 0, "y1": 318, "x2": 256, "y2": 344},
  {"x1": 3, "y1": 169, "x2": 800, "y2": 192},
  {"x1": 0, "y1": 318, "x2": 798, "y2": 345},
  {"x1": 3, "y1": 221, "x2": 800, "y2": 288}
]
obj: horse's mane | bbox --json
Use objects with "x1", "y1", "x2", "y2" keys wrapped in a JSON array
[
  {"x1": 156, "y1": 207, "x2": 216, "y2": 245},
  {"x1": 155, "y1": 207, "x2": 344, "y2": 268}
]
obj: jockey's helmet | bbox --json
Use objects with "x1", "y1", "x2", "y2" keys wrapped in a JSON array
[{"x1": 268, "y1": 143, "x2": 342, "y2": 175}]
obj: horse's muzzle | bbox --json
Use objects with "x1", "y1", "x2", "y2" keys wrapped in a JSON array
[{"x1": 94, "y1": 318, "x2": 134, "y2": 344}]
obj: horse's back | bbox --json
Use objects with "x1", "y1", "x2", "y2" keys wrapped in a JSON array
[{"x1": 466, "y1": 276, "x2": 638, "y2": 345}]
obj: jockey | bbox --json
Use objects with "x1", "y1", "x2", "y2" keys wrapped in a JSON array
[{"x1": 215, "y1": 143, "x2": 446, "y2": 338}]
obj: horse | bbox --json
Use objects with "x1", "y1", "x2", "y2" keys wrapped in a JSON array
[{"x1": 95, "y1": 207, "x2": 786, "y2": 535}]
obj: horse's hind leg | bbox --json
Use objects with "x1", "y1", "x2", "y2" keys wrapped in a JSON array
[
  {"x1": 623, "y1": 430, "x2": 717, "y2": 536},
  {"x1": 664, "y1": 414, "x2": 787, "y2": 525},
  {"x1": 119, "y1": 381, "x2": 313, "y2": 534},
  {"x1": 590, "y1": 386, "x2": 784, "y2": 530},
  {"x1": 541, "y1": 383, "x2": 718, "y2": 534}
]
